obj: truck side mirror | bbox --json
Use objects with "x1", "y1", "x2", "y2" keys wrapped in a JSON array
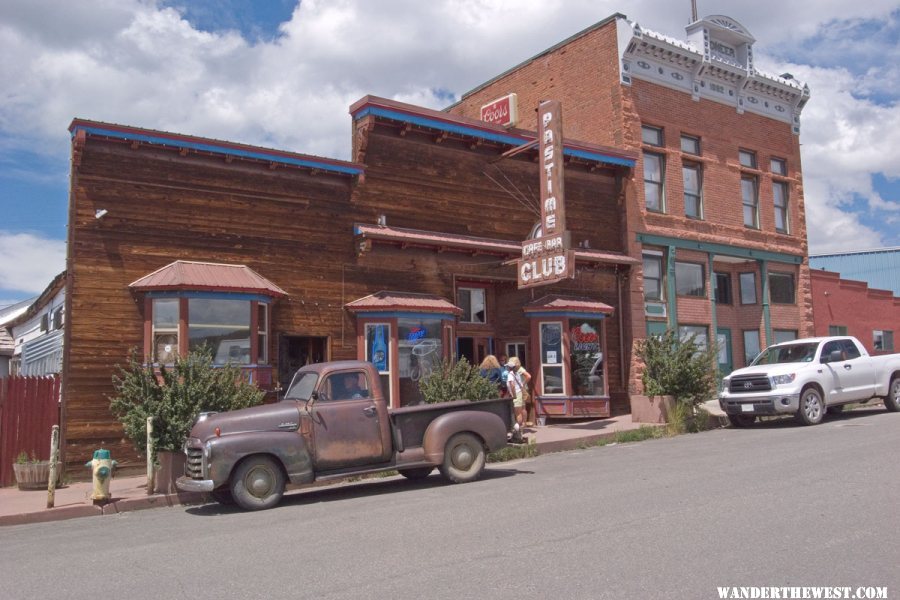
[{"x1": 822, "y1": 350, "x2": 842, "y2": 363}]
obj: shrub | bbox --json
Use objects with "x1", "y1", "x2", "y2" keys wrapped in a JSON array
[
  {"x1": 418, "y1": 357, "x2": 499, "y2": 404},
  {"x1": 110, "y1": 348, "x2": 264, "y2": 453},
  {"x1": 636, "y1": 329, "x2": 719, "y2": 411}
]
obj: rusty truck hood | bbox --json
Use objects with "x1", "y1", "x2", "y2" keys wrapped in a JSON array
[{"x1": 189, "y1": 402, "x2": 303, "y2": 441}]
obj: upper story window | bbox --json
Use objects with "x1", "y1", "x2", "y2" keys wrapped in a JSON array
[
  {"x1": 643, "y1": 252, "x2": 664, "y2": 301},
  {"x1": 680, "y1": 135, "x2": 700, "y2": 155},
  {"x1": 457, "y1": 287, "x2": 486, "y2": 324},
  {"x1": 769, "y1": 272, "x2": 796, "y2": 304},
  {"x1": 829, "y1": 325, "x2": 848, "y2": 336},
  {"x1": 742, "y1": 175, "x2": 759, "y2": 228},
  {"x1": 770, "y1": 157, "x2": 787, "y2": 176},
  {"x1": 714, "y1": 272, "x2": 732, "y2": 305},
  {"x1": 739, "y1": 272, "x2": 757, "y2": 304},
  {"x1": 643, "y1": 152, "x2": 665, "y2": 213},
  {"x1": 739, "y1": 149, "x2": 757, "y2": 169},
  {"x1": 874, "y1": 330, "x2": 894, "y2": 352},
  {"x1": 683, "y1": 163, "x2": 703, "y2": 219},
  {"x1": 642, "y1": 125, "x2": 664, "y2": 147},
  {"x1": 773, "y1": 181, "x2": 790, "y2": 234},
  {"x1": 675, "y1": 261, "x2": 705, "y2": 297}
]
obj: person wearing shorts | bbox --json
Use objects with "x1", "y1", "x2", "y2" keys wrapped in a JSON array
[{"x1": 505, "y1": 357, "x2": 530, "y2": 441}]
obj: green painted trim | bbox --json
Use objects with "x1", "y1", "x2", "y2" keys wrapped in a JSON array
[
  {"x1": 760, "y1": 260, "x2": 772, "y2": 346},
  {"x1": 636, "y1": 233, "x2": 803, "y2": 264},
  {"x1": 666, "y1": 246, "x2": 677, "y2": 329},
  {"x1": 708, "y1": 254, "x2": 717, "y2": 337}
]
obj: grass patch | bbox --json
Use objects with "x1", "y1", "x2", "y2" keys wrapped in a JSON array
[{"x1": 487, "y1": 440, "x2": 539, "y2": 463}]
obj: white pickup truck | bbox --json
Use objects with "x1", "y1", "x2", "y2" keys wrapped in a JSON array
[{"x1": 719, "y1": 336, "x2": 900, "y2": 427}]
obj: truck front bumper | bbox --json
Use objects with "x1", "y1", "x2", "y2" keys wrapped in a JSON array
[
  {"x1": 719, "y1": 392, "x2": 801, "y2": 416},
  {"x1": 176, "y1": 476, "x2": 215, "y2": 493}
]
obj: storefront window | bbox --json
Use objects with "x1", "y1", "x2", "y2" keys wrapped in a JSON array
[
  {"x1": 152, "y1": 298, "x2": 179, "y2": 364},
  {"x1": 569, "y1": 319, "x2": 605, "y2": 396},
  {"x1": 398, "y1": 318, "x2": 443, "y2": 405},
  {"x1": 365, "y1": 323, "x2": 391, "y2": 401},
  {"x1": 188, "y1": 298, "x2": 251, "y2": 365},
  {"x1": 539, "y1": 322, "x2": 564, "y2": 395},
  {"x1": 257, "y1": 303, "x2": 269, "y2": 364}
]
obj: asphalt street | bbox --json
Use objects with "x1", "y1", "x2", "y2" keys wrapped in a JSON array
[{"x1": 2, "y1": 408, "x2": 898, "y2": 600}]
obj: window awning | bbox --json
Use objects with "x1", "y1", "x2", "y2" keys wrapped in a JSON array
[
  {"x1": 129, "y1": 261, "x2": 287, "y2": 297},
  {"x1": 345, "y1": 291, "x2": 462, "y2": 317},
  {"x1": 523, "y1": 294, "x2": 614, "y2": 318}
]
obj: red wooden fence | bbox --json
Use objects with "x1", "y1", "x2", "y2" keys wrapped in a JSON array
[{"x1": 0, "y1": 375, "x2": 61, "y2": 487}]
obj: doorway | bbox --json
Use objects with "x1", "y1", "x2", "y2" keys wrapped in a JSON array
[
  {"x1": 278, "y1": 335, "x2": 328, "y2": 395},
  {"x1": 457, "y1": 336, "x2": 491, "y2": 366}
]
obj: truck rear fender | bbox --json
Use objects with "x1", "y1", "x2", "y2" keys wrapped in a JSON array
[
  {"x1": 207, "y1": 432, "x2": 314, "y2": 487},
  {"x1": 422, "y1": 411, "x2": 507, "y2": 464}
]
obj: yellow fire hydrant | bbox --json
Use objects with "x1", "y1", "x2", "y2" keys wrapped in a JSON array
[{"x1": 85, "y1": 449, "x2": 117, "y2": 505}]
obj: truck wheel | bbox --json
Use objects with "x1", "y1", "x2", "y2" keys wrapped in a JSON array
[
  {"x1": 727, "y1": 414, "x2": 756, "y2": 428},
  {"x1": 230, "y1": 456, "x2": 285, "y2": 511},
  {"x1": 795, "y1": 387, "x2": 825, "y2": 426},
  {"x1": 398, "y1": 467, "x2": 433, "y2": 480},
  {"x1": 885, "y1": 377, "x2": 900, "y2": 412},
  {"x1": 439, "y1": 433, "x2": 486, "y2": 484}
]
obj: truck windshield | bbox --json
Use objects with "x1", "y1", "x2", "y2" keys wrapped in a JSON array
[
  {"x1": 284, "y1": 372, "x2": 318, "y2": 402},
  {"x1": 750, "y1": 343, "x2": 818, "y2": 366}
]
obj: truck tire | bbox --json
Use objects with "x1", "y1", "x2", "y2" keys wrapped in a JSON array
[
  {"x1": 398, "y1": 467, "x2": 433, "y2": 480},
  {"x1": 230, "y1": 456, "x2": 285, "y2": 511},
  {"x1": 727, "y1": 414, "x2": 756, "y2": 428},
  {"x1": 210, "y1": 488, "x2": 235, "y2": 505},
  {"x1": 885, "y1": 377, "x2": 900, "y2": 412},
  {"x1": 795, "y1": 387, "x2": 825, "y2": 426},
  {"x1": 439, "y1": 433, "x2": 486, "y2": 484}
]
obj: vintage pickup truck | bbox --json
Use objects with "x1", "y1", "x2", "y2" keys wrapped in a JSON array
[
  {"x1": 176, "y1": 360, "x2": 512, "y2": 510},
  {"x1": 719, "y1": 336, "x2": 900, "y2": 427}
]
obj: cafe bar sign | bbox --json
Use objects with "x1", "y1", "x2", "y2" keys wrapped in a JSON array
[{"x1": 518, "y1": 100, "x2": 574, "y2": 289}]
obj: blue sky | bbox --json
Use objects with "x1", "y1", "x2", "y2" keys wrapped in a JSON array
[{"x1": 1, "y1": 0, "x2": 898, "y2": 308}]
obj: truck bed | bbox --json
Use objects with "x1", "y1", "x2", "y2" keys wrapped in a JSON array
[{"x1": 389, "y1": 398, "x2": 513, "y2": 450}]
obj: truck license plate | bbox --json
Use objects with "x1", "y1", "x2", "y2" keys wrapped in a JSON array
[{"x1": 741, "y1": 404, "x2": 754, "y2": 413}]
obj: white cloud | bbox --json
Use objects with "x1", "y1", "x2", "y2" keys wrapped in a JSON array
[{"x1": 0, "y1": 232, "x2": 66, "y2": 295}]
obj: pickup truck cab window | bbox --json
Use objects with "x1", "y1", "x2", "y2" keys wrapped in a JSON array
[
  {"x1": 284, "y1": 372, "x2": 318, "y2": 401},
  {"x1": 820, "y1": 339, "x2": 860, "y2": 362},
  {"x1": 750, "y1": 342, "x2": 817, "y2": 366},
  {"x1": 325, "y1": 372, "x2": 371, "y2": 401}
]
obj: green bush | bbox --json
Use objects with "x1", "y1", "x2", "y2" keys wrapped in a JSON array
[
  {"x1": 418, "y1": 357, "x2": 498, "y2": 404},
  {"x1": 636, "y1": 329, "x2": 718, "y2": 410},
  {"x1": 110, "y1": 348, "x2": 264, "y2": 452}
]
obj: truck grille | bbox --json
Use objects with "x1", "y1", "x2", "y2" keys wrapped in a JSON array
[
  {"x1": 729, "y1": 374, "x2": 771, "y2": 394},
  {"x1": 185, "y1": 447, "x2": 203, "y2": 479}
]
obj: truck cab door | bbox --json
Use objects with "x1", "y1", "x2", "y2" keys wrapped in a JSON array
[
  {"x1": 309, "y1": 370, "x2": 386, "y2": 471},
  {"x1": 836, "y1": 339, "x2": 876, "y2": 400}
]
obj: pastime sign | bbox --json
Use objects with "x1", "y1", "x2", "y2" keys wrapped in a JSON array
[
  {"x1": 480, "y1": 93, "x2": 519, "y2": 128},
  {"x1": 518, "y1": 100, "x2": 573, "y2": 289}
]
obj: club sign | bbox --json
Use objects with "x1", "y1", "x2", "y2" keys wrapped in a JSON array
[{"x1": 518, "y1": 100, "x2": 574, "y2": 289}]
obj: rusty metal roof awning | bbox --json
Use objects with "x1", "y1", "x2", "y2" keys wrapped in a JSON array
[
  {"x1": 523, "y1": 294, "x2": 615, "y2": 317},
  {"x1": 345, "y1": 291, "x2": 462, "y2": 316},
  {"x1": 129, "y1": 261, "x2": 287, "y2": 297}
]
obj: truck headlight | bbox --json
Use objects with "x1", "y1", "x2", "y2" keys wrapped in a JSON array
[{"x1": 771, "y1": 373, "x2": 796, "y2": 386}]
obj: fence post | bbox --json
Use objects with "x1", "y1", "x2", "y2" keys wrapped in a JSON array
[
  {"x1": 146, "y1": 417, "x2": 154, "y2": 495},
  {"x1": 47, "y1": 425, "x2": 60, "y2": 508}
]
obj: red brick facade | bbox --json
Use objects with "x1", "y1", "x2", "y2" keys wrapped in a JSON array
[
  {"x1": 448, "y1": 14, "x2": 813, "y2": 392},
  {"x1": 811, "y1": 270, "x2": 900, "y2": 355}
]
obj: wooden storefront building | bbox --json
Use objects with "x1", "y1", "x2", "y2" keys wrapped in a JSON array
[{"x1": 62, "y1": 97, "x2": 636, "y2": 472}]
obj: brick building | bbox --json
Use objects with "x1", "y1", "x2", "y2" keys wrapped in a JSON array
[{"x1": 447, "y1": 13, "x2": 813, "y2": 388}]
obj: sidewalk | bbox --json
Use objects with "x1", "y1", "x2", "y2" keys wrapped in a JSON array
[{"x1": 0, "y1": 413, "x2": 669, "y2": 527}]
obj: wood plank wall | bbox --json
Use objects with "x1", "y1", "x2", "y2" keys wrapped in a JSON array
[{"x1": 65, "y1": 123, "x2": 630, "y2": 472}]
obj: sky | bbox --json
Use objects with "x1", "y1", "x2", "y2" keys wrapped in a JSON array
[{"x1": 1, "y1": 0, "x2": 899, "y2": 307}]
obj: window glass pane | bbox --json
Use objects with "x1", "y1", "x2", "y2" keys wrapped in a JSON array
[
  {"x1": 680, "y1": 135, "x2": 700, "y2": 154},
  {"x1": 828, "y1": 325, "x2": 847, "y2": 336},
  {"x1": 774, "y1": 182, "x2": 789, "y2": 232},
  {"x1": 873, "y1": 330, "x2": 894, "y2": 351},
  {"x1": 458, "y1": 288, "x2": 486, "y2": 323},
  {"x1": 675, "y1": 262, "x2": 704, "y2": 296},
  {"x1": 774, "y1": 330, "x2": 797, "y2": 344},
  {"x1": 643, "y1": 153, "x2": 664, "y2": 212},
  {"x1": 742, "y1": 177, "x2": 758, "y2": 228},
  {"x1": 739, "y1": 149, "x2": 757, "y2": 168},
  {"x1": 323, "y1": 371, "x2": 371, "y2": 401},
  {"x1": 740, "y1": 273, "x2": 757, "y2": 304},
  {"x1": 540, "y1": 323, "x2": 564, "y2": 395},
  {"x1": 771, "y1": 158, "x2": 786, "y2": 175},
  {"x1": 714, "y1": 273, "x2": 732, "y2": 304},
  {"x1": 398, "y1": 318, "x2": 443, "y2": 406},
  {"x1": 643, "y1": 254, "x2": 663, "y2": 301},
  {"x1": 153, "y1": 298, "x2": 179, "y2": 328},
  {"x1": 769, "y1": 273, "x2": 795, "y2": 304},
  {"x1": 257, "y1": 303, "x2": 268, "y2": 364},
  {"x1": 642, "y1": 126, "x2": 662, "y2": 146},
  {"x1": 683, "y1": 165, "x2": 701, "y2": 218},
  {"x1": 743, "y1": 330, "x2": 761, "y2": 365},
  {"x1": 188, "y1": 298, "x2": 251, "y2": 365},
  {"x1": 570, "y1": 319, "x2": 604, "y2": 396},
  {"x1": 678, "y1": 325, "x2": 708, "y2": 350}
]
